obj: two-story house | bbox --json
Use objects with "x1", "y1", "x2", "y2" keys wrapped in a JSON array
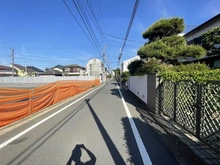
[
  {"x1": 11, "y1": 64, "x2": 44, "y2": 76},
  {"x1": 183, "y1": 13, "x2": 220, "y2": 68},
  {"x1": 49, "y1": 65, "x2": 64, "y2": 74},
  {"x1": 64, "y1": 64, "x2": 86, "y2": 76},
  {"x1": 0, "y1": 65, "x2": 14, "y2": 77}
]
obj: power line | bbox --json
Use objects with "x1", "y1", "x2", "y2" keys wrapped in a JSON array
[
  {"x1": 118, "y1": 0, "x2": 140, "y2": 61},
  {"x1": 63, "y1": 0, "x2": 101, "y2": 56},
  {"x1": 72, "y1": 0, "x2": 102, "y2": 57},
  {"x1": 104, "y1": 33, "x2": 144, "y2": 43},
  {"x1": 86, "y1": 0, "x2": 103, "y2": 34}
]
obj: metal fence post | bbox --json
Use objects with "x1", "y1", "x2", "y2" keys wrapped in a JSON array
[
  {"x1": 158, "y1": 77, "x2": 162, "y2": 115},
  {"x1": 173, "y1": 83, "x2": 177, "y2": 121},
  {"x1": 195, "y1": 83, "x2": 202, "y2": 139}
]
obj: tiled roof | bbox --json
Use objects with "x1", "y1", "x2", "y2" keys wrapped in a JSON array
[
  {"x1": 27, "y1": 66, "x2": 44, "y2": 72},
  {"x1": 65, "y1": 64, "x2": 85, "y2": 69},
  {"x1": 38, "y1": 70, "x2": 62, "y2": 75},
  {"x1": 0, "y1": 65, "x2": 11, "y2": 70},
  {"x1": 12, "y1": 64, "x2": 44, "y2": 72},
  {"x1": 184, "y1": 13, "x2": 220, "y2": 37},
  {"x1": 13, "y1": 64, "x2": 25, "y2": 70},
  {"x1": 50, "y1": 65, "x2": 64, "y2": 70}
]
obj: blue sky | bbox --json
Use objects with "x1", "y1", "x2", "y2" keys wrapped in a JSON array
[{"x1": 0, "y1": 0, "x2": 220, "y2": 71}]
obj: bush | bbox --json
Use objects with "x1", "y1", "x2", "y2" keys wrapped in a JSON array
[
  {"x1": 158, "y1": 69, "x2": 220, "y2": 83},
  {"x1": 170, "y1": 63, "x2": 210, "y2": 72}
]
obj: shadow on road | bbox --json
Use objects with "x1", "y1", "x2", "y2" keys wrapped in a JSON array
[
  {"x1": 119, "y1": 85, "x2": 205, "y2": 165},
  {"x1": 121, "y1": 116, "x2": 179, "y2": 165},
  {"x1": 66, "y1": 144, "x2": 96, "y2": 165},
  {"x1": 85, "y1": 99, "x2": 126, "y2": 165},
  {"x1": 6, "y1": 101, "x2": 87, "y2": 165}
]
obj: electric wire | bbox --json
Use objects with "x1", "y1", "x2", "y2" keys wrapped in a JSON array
[
  {"x1": 63, "y1": 0, "x2": 101, "y2": 57},
  {"x1": 86, "y1": 0, "x2": 103, "y2": 34},
  {"x1": 76, "y1": 0, "x2": 102, "y2": 48},
  {"x1": 72, "y1": 0, "x2": 102, "y2": 57},
  {"x1": 118, "y1": 0, "x2": 140, "y2": 61},
  {"x1": 104, "y1": 33, "x2": 144, "y2": 43}
]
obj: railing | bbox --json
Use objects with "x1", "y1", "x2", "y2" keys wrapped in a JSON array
[
  {"x1": 0, "y1": 80, "x2": 100, "y2": 127},
  {"x1": 156, "y1": 80, "x2": 220, "y2": 153}
]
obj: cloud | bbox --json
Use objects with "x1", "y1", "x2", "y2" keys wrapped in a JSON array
[
  {"x1": 138, "y1": 22, "x2": 145, "y2": 32},
  {"x1": 154, "y1": 0, "x2": 169, "y2": 17}
]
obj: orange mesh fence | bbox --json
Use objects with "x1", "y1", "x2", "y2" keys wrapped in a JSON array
[{"x1": 0, "y1": 79, "x2": 100, "y2": 127}]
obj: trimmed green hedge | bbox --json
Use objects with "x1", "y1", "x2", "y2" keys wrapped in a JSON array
[{"x1": 158, "y1": 69, "x2": 220, "y2": 83}]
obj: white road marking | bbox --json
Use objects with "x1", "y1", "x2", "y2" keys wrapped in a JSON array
[
  {"x1": 0, "y1": 84, "x2": 104, "y2": 149},
  {"x1": 117, "y1": 85, "x2": 152, "y2": 165}
]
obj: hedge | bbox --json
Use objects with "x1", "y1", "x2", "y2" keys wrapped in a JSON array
[{"x1": 158, "y1": 69, "x2": 220, "y2": 83}]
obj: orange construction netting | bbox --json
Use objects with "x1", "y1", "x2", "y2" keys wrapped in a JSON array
[{"x1": 0, "y1": 79, "x2": 100, "y2": 127}]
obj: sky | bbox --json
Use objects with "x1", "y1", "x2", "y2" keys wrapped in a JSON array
[{"x1": 0, "y1": 0, "x2": 220, "y2": 71}]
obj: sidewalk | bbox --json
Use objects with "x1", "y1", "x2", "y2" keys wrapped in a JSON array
[{"x1": 120, "y1": 86, "x2": 220, "y2": 165}]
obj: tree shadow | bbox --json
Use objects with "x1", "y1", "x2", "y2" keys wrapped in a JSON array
[
  {"x1": 66, "y1": 144, "x2": 96, "y2": 165},
  {"x1": 110, "y1": 88, "x2": 121, "y2": 98}
]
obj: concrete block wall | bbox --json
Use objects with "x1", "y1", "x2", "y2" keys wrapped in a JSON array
[
  {"x1": 129, "y1": 75, "x2": 148, "y2": 103},
  {"x1": 129, "y1": 74, "x2": 158, "y2": 113}
]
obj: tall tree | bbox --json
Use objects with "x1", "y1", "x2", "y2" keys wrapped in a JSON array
[
  {"x1": 142, "y1": 17, "x2": 184, "y2": 42},
  {"x1": 138, "y1": 17, "x2": 206, "y2": 64}
]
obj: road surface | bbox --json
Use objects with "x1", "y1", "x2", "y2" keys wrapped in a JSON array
[{"x1": 0, "y1": 81, "x2": 179, "y2": 165}]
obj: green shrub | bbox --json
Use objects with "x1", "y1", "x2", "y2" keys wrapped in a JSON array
[
  {"x1": 171, "y1": 63, "x2": 210, "y2": 72},
  {"x1": 159, "y1": 69, "x2": 220, "y2": 83}
]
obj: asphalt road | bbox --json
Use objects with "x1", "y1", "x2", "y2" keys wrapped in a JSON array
[{"x1": 0, "y1": 80, "x2": 179, "y2": 165}]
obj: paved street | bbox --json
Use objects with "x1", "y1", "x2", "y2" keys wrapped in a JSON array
[{"x1": 0, "y1": 81, "x2": 184, "y2": 165}]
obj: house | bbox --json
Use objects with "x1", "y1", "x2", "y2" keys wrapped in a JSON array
[
  {"x1": 182, "y1": 13, "x2": 220, "y2": 68},
  {"x1": 184, "y1": 13, "x2": 220, "y2": 45},
  {"x1": 11, "y1": 64, "x2": 44, "y2": 76},
  {"x1": 63, "y1": 64, "x2": 86, "y2": 76},
  {"x1": 86, "y1": 58, "x2": 103, "y2": 79},
  {"x1": 0, "y1": 65, "x2": 14, "y2": 77},
  {"x1": 121, "y1": 56, "x2": 140, "y2": 73},
  {"x1": 49, "y1": 65, "x2": 64, "y2": 74},
  {"x1": 38, "y1": 70, "x2": 62, "y2": 77}
]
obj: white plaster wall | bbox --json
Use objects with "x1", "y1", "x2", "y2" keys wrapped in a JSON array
[
  {"x1": 129, "y1": 75, "x2": 147, "y2": 104},
  {"x1": 185, "y1": 21, "x2": 220, "y2": 42},
  {"x1": 121, "y1": 56, "x2": 140, "y2": 72},
  {"x1": 86, "y1": 58, "x2": 102, "y2": 78}
]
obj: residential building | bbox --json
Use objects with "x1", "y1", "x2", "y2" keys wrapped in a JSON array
[
  {"x1": 86, "y1": 58, "x2": 103, "y2": 79},
  {"x1": 121, "y1": 56, "x2": 140, "y2": 73},
  {"x1": 49, "y1": 65, "x2": 64, "y2": 74},
  {"x1": 64, "y1": 64, "x2": 86, "y2": 76},
  {"x1": 0, "y1": 65, "x2": 14, "y2": 77},
  {"x1": 182, "y1": 13, "x2": 220, "y2": 68},
  {"x1": 38, "y1": 70, "x2": 62, "y2": 77},
  {"x1": 11, "y1": 64, "x2": 44, "y2": 76},
  {"x1": 184, "y1": 13, "x2": 220, "y2": 45}
]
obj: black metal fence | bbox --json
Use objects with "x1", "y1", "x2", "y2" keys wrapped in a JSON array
[{"x1": 156, "y1": 80, "x2": 220, "y2": 153}]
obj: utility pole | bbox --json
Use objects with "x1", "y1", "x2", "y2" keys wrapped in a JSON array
[
  {"x1": 102, "y1": 44, "x2": 107, "y2": 83},
  {"x1": 119, "y1": 48, "x2": 122, "y2": 87},
  {"x1": 12, "y1": 48, "x2": 14, "y2": 77},
  {"x1": 8, "y1": 47, "x2": 15, "y2": 77}
]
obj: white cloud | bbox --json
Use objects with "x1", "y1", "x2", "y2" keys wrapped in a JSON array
[{"x1": 154, "y1": 0, "x2": 169, "y2": 17}]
